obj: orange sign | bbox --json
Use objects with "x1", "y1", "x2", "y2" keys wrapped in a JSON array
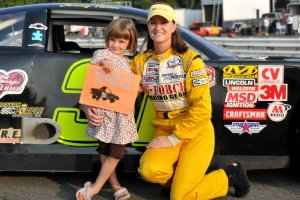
[{"x1": 79, "y1": 64, "x2": 141, "y2": 114}]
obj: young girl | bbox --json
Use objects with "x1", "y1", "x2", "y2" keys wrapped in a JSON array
[{"x1": 77, "y1": 18, "x2": 138, "y2": 200}]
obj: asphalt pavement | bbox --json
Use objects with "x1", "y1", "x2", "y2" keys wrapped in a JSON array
[{"x1": 0, "y1": 169, "x2": 300, "y2": 200}]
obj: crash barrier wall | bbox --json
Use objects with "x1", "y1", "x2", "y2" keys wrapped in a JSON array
[
  {"x1": 69, "y1": 36, "x2": 300, "y2": 58},
  {"x1": 206, "y1": 37, "x2": 300, "y2": 58}
]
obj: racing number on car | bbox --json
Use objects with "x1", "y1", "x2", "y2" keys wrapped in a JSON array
[{"x1": 53, "y1": 59, "x2": 97, "y2": 146}]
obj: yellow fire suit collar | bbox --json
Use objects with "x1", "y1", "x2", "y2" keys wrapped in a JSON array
[{"x1": 151, "y1": 47, "x2": 173, "y2": 62}]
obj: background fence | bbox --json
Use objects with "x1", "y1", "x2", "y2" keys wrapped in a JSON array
[
  {"x1": 69, "y1": 36, "x2": 300, "y2": 59},
  {"x1": 206, "y1": 36, "x2": 300, "y2": 58}
]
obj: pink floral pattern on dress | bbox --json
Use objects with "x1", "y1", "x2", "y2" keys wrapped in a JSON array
[{"x1": 86, "y1": 49, "x2": 138, "y2": 144}]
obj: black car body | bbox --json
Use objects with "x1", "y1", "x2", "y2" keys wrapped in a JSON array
[{"x1": 1, "y1": 3, "x2": 300, "y2": 172}]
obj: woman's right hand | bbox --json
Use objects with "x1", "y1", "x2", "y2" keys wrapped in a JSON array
[
  {"x1": 99, "y1": 59, "x2": 115, "y2": 73},
  {"x1": 83, "y1": 105, "x2": 103, "y2": 126}
]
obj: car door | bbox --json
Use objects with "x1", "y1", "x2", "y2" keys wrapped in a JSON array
[{"x1": 31, "y1": 8, "x2": 149, "y2": 147}]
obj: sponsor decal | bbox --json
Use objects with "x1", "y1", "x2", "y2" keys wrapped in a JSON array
[
  {"x1": 224, "y1": 102, "x2": 255, "y2": 108},
  {"x1": 29, "y1": 23, "x2": 48, "y2": 30},
  {"x1": 27, "y1": 43, "x2": 44, "y2": 48},
  {"x1": 161, "y1": 73, "x2": 185, "y2": 81},
  {"x1": 143, "y1": 83, "x2": 186, "y2": 101},
  {"x1": 143, "y1": 75, "x2": 159, "y2": 83},
  {"x1": 225, "y1": 120, "x2": 267, "y2": 135},
  {"x1": 0, "y1": 69, "x2": 28, "y2": 99},
  {"x1": 12, "y1": 104, "x2": 44, "y2": 117},
  {"x1": 60, "y1": 3, "x2": 119, "y2": 9},
  {"x1": 258, "y1": 84, "x2": 287, "y2": 101},
  {"x1": 0, "y1": 102, "x2": 22, "y2": 107},
  {"x1": 146, "y1": 63, "x2": 159, "y2": 74},
  {"x1": 192, "y1": 78, "x2": 207, "y2": 87},
  {"x1": 258, "y1": 65, "x2": 284, "y2": 85},
  {"x1": 190, "y1": 69, "x2": 205, "y2": 78},
  {"x1": 60, "y1": 3, "x2": 92, "y2": 9},
  {"x1": 143, "y1": 82, "x2": 185, "y2": 96},
  {"x1": 225, "y1": 91, "x2": 258, "y2": 103},
  {"x1": 223, "y1": 78, "x2": 255, "y2": 87},
  {"x1": 167, "y1": 58, "x2": 181, "y2": 68},
  {"x1": 223, "y1": 108, "x2": 267, "y2": 120},
  {"x1": 223, "y1": 65, "x2": 258, "y2": 79},
  {"x1": 228, "y1": 85, "x2": 258, "y2": 91},
  {"x1": 0, "y1": 107, "x2": 17, "y2": 115},
  {"x1": 148, "y1": 92, "x2": 187, "y2": 101},
  {"x1": 0, "y1": 128, "x2": 21, "y2": 143},
  {"x1": 31, "y1": 30, "x2": 43, "y2": 41},
  {"x1": 0, "y1": 103, "x2": 44, "y2": 117},
  {"x1": 267, "y1": 101, "x2": 291, "y2": 122},
  {"x1": 205, "y1": 66, "x2": 216, "y2": 87}
]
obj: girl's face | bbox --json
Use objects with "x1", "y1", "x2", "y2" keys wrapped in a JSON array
[
  {"x1": 108, "y1": 36, "x2": 129, "y2": 57},
  {"x1": 147, "y1": 15, "x2": 176, "y2": 45}
]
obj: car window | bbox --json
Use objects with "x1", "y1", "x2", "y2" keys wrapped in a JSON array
[
  {"x1": 48, "y1": 10, "x2": 148, "y2": 55},
  {"x1": 0, "y1": 12, "x2": 25, "y2": 47}
]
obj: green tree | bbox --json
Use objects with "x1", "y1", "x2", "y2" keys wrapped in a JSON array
[
  {"x1": 132, "y1": 0, "x2": 154, "y2": 8},
  {"x1": 132, "y1": 0, "x2": 180, "y2": 9}
]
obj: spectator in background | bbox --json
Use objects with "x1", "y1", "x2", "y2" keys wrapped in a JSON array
[
  {"x1": 275, "y1": 20, "x2": 282, "y2": 35},
  {"x1": 286, "y1": 15, "x2": 293, "y2": 35},
  {"x1": 263, "y1": 16, "x2": 270, "y2": 35}
]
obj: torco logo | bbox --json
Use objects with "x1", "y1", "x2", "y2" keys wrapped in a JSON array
[
  {"x1": 267, "y1": 101, "x2": 291, "y2": 122},
  {"x1": 223, "y1": 65, "x2": 258, "y2": 78}
]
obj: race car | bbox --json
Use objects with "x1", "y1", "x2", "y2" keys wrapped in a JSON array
[
  {"x1": 189, "y1": 22, "x2": 223, "y2": 37},
  {"x1": 90, "y1": 86, "x2": 119, "y2": 103},
  {"x1": 0, "y1": 3, "x2": 300, "y2": 172}
]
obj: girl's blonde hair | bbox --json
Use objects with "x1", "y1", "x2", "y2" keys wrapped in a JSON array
[{"x1": 104, "y1": 18, "x2": 138, "y2": 55}]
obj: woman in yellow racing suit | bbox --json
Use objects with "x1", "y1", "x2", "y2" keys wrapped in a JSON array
[{"x1": 130, "y1": 3, "x2": 251, "y2": 200}]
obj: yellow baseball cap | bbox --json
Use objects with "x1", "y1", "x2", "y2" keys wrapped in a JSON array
[{"x1": 147, "y1": 4, "x2": 176, "y2": 23}]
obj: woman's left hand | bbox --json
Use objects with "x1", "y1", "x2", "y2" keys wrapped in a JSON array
[{"x1": 146, "y1": 136, "x2": 172, "y2": 149}]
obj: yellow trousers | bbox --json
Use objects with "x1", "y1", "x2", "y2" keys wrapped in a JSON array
[{"x1": 138, "y1": 120, "x2": 228, "y2": 200}]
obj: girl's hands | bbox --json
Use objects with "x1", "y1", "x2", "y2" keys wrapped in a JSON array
[
  {"x1": 146, "y1": 136, "x2": 173, "y2": 149},
  {"x1": 99, "y1": 59, "x2": 115, "y2": 73},
  {"x1": 83, "y1": 105, "x2": 103, "y2": 127}
]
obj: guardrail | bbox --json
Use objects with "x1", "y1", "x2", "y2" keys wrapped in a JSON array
[
  {"x1": 205, "y1": 36, "x2": 300, "y2": 58},
  {"x1": 68, "y1": 36, "x2": 300, "y2": 58}
]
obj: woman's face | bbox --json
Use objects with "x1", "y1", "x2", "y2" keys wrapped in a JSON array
[{"x1": 147, "y1": 15, "x2": 176, "y2": 45}]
